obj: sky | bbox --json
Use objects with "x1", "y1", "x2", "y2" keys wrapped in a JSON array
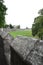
[{"x1": 4, "y1": 0, "x2": 43, "y2": 28}]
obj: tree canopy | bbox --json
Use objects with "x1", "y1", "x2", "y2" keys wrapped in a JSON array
[
  {"x1": 38, "y1": 9, "x2": 43, "y2": 15},
  {"x1": 32, "y1": 9, "x2": 43, "y2": 40},
  {"x1": 0, "y1": 0, "x2": 7, "y2": 28}
]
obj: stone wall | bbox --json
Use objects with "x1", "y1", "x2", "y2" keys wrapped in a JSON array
[
  {"x1": 10, "y1": 47, "x2": 32, "y2": 65},
  {"x1": 0, "y1": 36, "x2": 8, "y2": 65},
  {"x1": 0, "y1": 30, "x2": 43, "y2": 65},
  {"x1": 3, "y1": 28, "x2": 16, "y2": 32}
]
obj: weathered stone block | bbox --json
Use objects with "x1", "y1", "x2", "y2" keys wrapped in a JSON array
[
  {"x1": 0, "y1": 31, "x2": 43, "y2": 65},
  {"x1": 4, "y1": 34, "x2": 14, "y2": 44},
  {"x1": 1, "y1": 31, "x2": 8, "y2": 38},
  {"x1": 11, "y1": 36, "x2": 38, "y2": 60},
  {"x1": 27, "y1": 40, "x2": 43, "y2": 65},
  {"x1": 0, "y1": 36, "x2": 8, "y2": 65}
]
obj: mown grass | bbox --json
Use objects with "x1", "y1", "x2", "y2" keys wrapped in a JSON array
[
  {"x1": 9, "y1": 29, "x2": 33, "y2": 38},
  {"x1": 9, "y1": 29, "x2": 39, "y2": 39}
]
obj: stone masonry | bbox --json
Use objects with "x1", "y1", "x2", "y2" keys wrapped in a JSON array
[{"x1": 0, "y1": 30, "x2": 43, "y2": 65}]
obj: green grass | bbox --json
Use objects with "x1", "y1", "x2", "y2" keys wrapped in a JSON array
[
  {"x1": 9, "y1": 29, "x2": 39, "y2": 39},
  {"x1": 9, "y1": 30, "x2": 33, "y2": 38}
]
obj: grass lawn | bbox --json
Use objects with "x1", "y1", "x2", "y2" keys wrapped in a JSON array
[
  {"x1": 9, "y1": 29, "x2": 39, "y2": 39},
  {"x1": 9, "y1": 29, "x2": 33, "y2": 38}
]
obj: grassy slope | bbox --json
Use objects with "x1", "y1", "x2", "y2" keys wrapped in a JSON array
[
  {"x1": 9, "y1": 30, "x2": 33, "y2": 38},
  {"x1": 9, "y1": 29, "x2": 39, "y2": 39}
]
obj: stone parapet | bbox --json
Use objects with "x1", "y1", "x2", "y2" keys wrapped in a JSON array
[{"x1": 0, "y1": 30, "x2": 43, "y2": 65}]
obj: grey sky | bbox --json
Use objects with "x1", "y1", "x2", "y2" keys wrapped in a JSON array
[{"x1": 4, "y1": 0, "x2": 43, "y2": 28}]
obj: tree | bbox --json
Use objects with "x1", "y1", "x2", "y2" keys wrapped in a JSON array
[
  {"x1": 9, "y1": 24, "x2": 14, "y2": 29},
  {"x1": 26, "y1": 27, "x2": 29, "y2": 29},
  {"x1": 4, "y1": 24, "x2": 9, "y2": 28},
  {"x1": 32, "y1": 9, "x2": 43, "y2": 40},
  {"x1": 38, "y1": 9, "x2": 43, "y2": 15},
  {"x1": 0, "y1": 0, "x2": 7, "y2": 28},
  {"x1": 4, "y1": 24, "x2": 14, "y2": 28}
]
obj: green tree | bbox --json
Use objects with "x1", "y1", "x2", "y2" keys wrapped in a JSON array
[
  {"x1": 38, "y1": 8, "x2": 43, "y2": 15},
  {"x1": 4, "y1": 24, "x2": 9, "y2": 28},
  {"x1": 32, "y1": 9, "x2": 43, "y2": 40},
  {"x1": 9, "y1": 24, "x2": 14, "y2": 29},
  {"x1": 0, "y1": 0, "x2": 7, "y2": 28}
]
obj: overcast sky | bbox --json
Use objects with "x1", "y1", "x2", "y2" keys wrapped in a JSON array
[{"x1": 4, "y1": 0, "x2": 43, "y2": 28}]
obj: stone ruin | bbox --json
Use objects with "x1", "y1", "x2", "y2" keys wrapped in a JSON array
[{"x1": 0, "y1": 30, "x2": 43, "y2": 65}]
